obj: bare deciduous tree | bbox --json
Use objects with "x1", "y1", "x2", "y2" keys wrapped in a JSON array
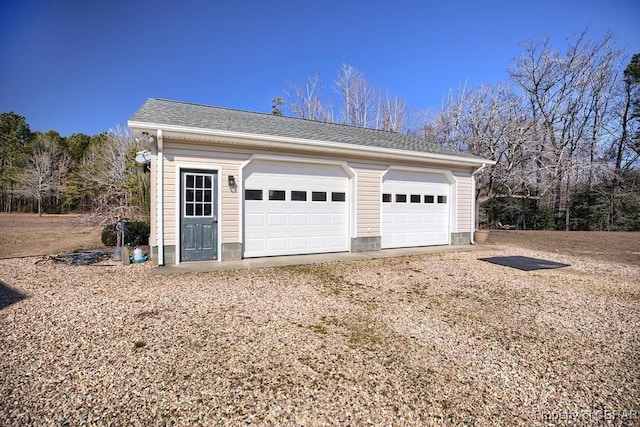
[
  {"x1": 80, "y1": 125, "x2": 148, "y2": 224},
  {"x1": 508, "y1": 30, "x2": 621, "y2": 229},
  {"x1": 17, "y1": 133, "x2": 70, "y2": 216},
  {"x1": 284, "y1": 70, "x2": 332, "y2": 122}
]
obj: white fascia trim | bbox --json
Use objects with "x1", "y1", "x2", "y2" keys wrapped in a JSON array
[
  {"x1": 127, "y1": 121, "x2": 494, "y2": 168},
  {"x1": 470, "y1": 162, "x2": 487, "y2": 243},
  {"x1": 381, "y1": 164, "x2": 457, "y2": 184},
  {"x1": 242, "y1": 154, "x2": 355, "y2": 177}
]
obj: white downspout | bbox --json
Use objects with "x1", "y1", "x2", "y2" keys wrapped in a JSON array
[
  {"x1": 157, "y1": 129, "x2": 165, "y2": 265},
  {"x1": 470, "y1": 163, "x2": 486, "y2": 244}
]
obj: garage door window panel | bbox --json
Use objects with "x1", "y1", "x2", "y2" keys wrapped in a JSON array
[
  {"x1": 438, "y1": 195, "x2": 447, "y2": 204},
  {"x1": 332, "y1": 192, "x2": 346, "y2": 202},
  {"x1": 245, "y1": 189, "x2": 263, "y2": 200},
  {"x1": 410, "y1": 194, "x2": 421, "y2": 203},
  {"x1": 395, "y1": 194, "x2": 407, "y2": 203},
  {"x1": 424, "y1": 195, "x2": 434, "y2": 204},
  {"x1": 382, "y1": 193, "x2": 391, "y2": 203},
  {"x1": 291, "y1": 191, "x2": 307, "y2": 201},
  {"x1": 269, "y1": 190, "x2": 286, "y2": 201},
  {"x1": 312, "y1": 191, "x2": 327, "y2": 201}
]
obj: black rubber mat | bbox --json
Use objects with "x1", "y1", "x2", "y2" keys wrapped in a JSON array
[{"x1": 478, "y1": 256, "x2": 570, "y2": 271}]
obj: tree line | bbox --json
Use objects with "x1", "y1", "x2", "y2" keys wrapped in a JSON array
[
  {"x1": 0, "y1": 118, "x2": 149, "y2": 224},
  {"x1": 2, "y1": 30, "x2": 637, "y2": 231},
  {"x1": 280, "y1": 30, "x2": 640, "y2": 231}
]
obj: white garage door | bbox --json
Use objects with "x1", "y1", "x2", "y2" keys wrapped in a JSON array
[
  {"x1": 243, "y1": 160, "x2": 349, "y2": 258},
  {"x1": 382, "y1": 170, "x2": 450, "y2": 249}
]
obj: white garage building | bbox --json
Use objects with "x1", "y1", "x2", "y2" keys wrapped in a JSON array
[{"x1": 128, "y1": 99, "x2": 491, "y2": 265}]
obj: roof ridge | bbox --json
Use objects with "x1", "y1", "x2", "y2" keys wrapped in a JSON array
[{"x1": 147, "y1": 97, "x2": 424, "y2": 139}]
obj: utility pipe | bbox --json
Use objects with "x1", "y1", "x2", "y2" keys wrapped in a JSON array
[
  {"x1": 157, "y1": 129, "x2": 164, "y2": 265},
  {"x1": 470, "y1": 163, "x2": 486, "y2": 244}
]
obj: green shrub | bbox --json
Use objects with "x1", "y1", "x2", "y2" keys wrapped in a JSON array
[
  {"x1": 101, "y1": 221, "x2": 150, "y2": 247},
  {"x1": 101, "y1": 224, "x2": 118, "y2": 246}
]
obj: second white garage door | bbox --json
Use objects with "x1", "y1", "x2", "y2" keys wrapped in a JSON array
[
  {"x1": 381, "y1": 170, "x2": 451, "y2": 249},
  {"x1": 243, "y1": 160, "x2": 349, "y2": 258}
]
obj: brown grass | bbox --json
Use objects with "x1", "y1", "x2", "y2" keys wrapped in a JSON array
[
  {"x1": 486, "y1": 230, "x2": 640, "y2": 265},
  {"x1": 0, "y1": 214, "x2": 104, "y2": 258}
]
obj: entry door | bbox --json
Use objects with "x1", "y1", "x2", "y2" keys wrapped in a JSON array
[{"x1": 181, "y1": 170, "x2": 217, "y2": 261}]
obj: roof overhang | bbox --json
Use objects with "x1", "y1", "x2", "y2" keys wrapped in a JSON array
[{"x1": 128, "y1": 120, "x2": 495, "y2": 169}]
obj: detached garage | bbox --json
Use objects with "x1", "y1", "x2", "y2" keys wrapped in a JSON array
[{"x1": 128, "y1": 98, "x2": 491, "y2": 266}]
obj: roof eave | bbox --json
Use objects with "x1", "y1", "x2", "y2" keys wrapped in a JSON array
[{"x1": 127, "y1": 120, "x2": 495, "y2": 168}]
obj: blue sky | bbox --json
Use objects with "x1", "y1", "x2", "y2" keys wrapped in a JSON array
[{"x1": 1, "y1": 0, "x2": 638, "y2": 137}]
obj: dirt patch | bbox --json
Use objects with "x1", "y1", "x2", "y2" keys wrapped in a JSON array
[
  {"x1": 486, "y1": 230, "x2": 640, "y2": 265},
  {"x1": 0, "y1": 214, "x2": 104, "y2": 258}
]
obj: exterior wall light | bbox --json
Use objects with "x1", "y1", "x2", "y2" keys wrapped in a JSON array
[
  {"x1": 134, "y1": 132, "x2": 154, "y2": 143},
  {"x1": 228, "y1": 175, "x2": 236, "y2": 187}
]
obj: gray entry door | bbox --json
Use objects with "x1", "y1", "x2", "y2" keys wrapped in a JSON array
[{"x1": 180, "y1": 170, "x2": 218, "y2": 261}]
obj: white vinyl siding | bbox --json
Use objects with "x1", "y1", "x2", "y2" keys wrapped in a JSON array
[
  {"x1": 162, "y1": 140, "x2": 245, "y2": 245},
  {"x1": 452, "y1": 170, "x2": 472, "y2": 232},
  {"x1": 351, "y1": 164, "x2": 384, "y2": 237}
]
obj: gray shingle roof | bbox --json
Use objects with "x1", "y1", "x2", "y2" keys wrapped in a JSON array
[{"x1": 129, "y1": 98, "x2": 479, "y2": 160}]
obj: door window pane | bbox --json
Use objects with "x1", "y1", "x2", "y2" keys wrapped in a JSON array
[
  {"x1": 410, "y1": 194, "x2": 421, "y2": 203},
  {"x1": 438, "y1": 195, "x2": 447, "y2": 204},
  {"x1": 424, "y1": 195, "x2": 434, "y2": 203},
  {"x1": 245, "y1": 189, "x2": 263, "y2": 200},
  {"x1": 395, "y1": 194, "x2": 407, "y2": 203},
  {"x1": 312, "y1": 191, "x2": 327, "y2": 201},
  {"x1": 184, "y1": 172, "x2": 215, "y2": 218},
  {"x1": 382, "y1": 193, "x2": 392, "y2": 203}
]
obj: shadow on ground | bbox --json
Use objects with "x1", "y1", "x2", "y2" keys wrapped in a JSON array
[{"x1": 0, "y1": 280, "x2": 26, "y2": 310}]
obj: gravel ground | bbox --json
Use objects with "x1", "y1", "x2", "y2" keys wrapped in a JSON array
[{"x1": 1, "y1": 247, "x2": 639, "y2": 426}]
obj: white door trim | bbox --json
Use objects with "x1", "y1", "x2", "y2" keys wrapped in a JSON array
[{"x1": 174, "y1": 163, "x2": 222, "y2": 265}]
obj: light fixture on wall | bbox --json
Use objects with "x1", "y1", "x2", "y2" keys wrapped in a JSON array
[
  {"x1": 134, "y1": 131, "x2": 154, "y2": 143},
  {"x1": 228, "y1": 175, "x2": 236, "y2": 187}
]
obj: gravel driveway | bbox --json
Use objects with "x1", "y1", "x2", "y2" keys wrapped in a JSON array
[{"x1": 1, "y1": 247, "x2": 638, "y2": 425}]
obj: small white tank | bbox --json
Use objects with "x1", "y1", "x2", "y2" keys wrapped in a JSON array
[{"x1": 133, "y1": 247, "x2": 144, "y2": 262}]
